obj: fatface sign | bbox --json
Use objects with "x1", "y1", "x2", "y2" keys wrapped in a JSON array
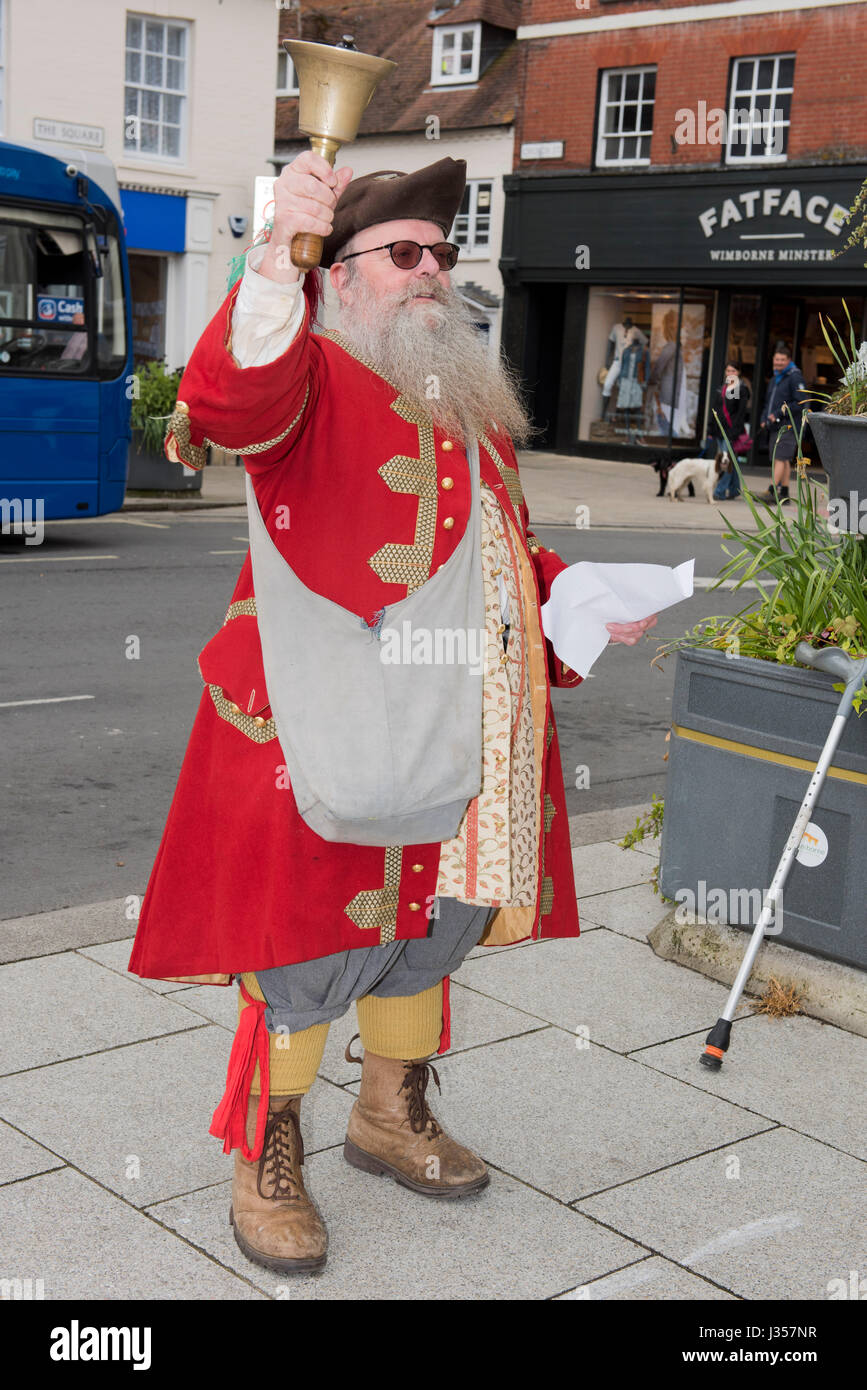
[
  {"x1": 506, "y1": 165, "x2": 867, "y2": 282},
  {"x1": 698, "y1": 184, "x2": 850, "y2": 263}
]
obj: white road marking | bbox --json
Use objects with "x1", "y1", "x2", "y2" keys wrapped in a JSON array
[
  {"x1": 209, "y1": 549, "x2": 247, "y2": 555},
  {"x1": 682, "y1": 1212, "x2": 804, "y2": 1265},
  {"x1": 0, "y1": 554, "x2": 118, "y2": 564},
  {"x1": 0, "y1": 695, "x2": 95, "y2": 709},
  {"x1": 114, "y1": 517, "x2": 170, "y2": 529}
]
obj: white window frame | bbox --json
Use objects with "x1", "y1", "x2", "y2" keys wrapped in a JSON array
[
  {"x1": 450, "y1": 179, "x2": 493, "y2": 258},
  {"x1": 123, "y1": 14, "x2": 190, "y2": 165},
  {"x1": 277, "y1": 50, "x2": 299, "y2": 96},
  {"x1": 725, "y1": 53, "x2": 794, "y2": 165},
  {"x1": 596, "y1": 66, "x2": 656, "y2": 168},
  {"x1": 431, "y1": 23, "x2": 481, "y2": 86}
]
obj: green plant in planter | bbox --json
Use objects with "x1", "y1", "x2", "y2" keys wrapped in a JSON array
[
  {"x1": 833, "y1": 174, "x2": 867, "y2": 267},
  {"x1": 129, "y1": 361, "x2": 182, "y2": 455},
  {"x1": 807, "y1": 300, "x2": 867, "y2": 419},
  {"x1": 653, "y1": 424, "x2": 867, "y2": 710}
]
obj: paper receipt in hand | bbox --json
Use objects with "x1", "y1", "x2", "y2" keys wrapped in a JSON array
[{"x1": 540, "y1": 559, "x2": 695, "y2": 679}]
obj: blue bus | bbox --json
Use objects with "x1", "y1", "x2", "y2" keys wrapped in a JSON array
[{"x1": 0, "y1": 138, "x2": 133, "y2": 520}]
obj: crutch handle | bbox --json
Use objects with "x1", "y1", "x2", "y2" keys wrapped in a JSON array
[{"x1": 794, "y1": 642, "x2": 866, "y2": 685}]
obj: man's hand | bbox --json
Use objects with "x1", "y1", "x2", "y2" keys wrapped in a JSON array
[
  {"x1": 258, "y1": 150, "x2": 354, "y2": 285},
  {"x1": 605, "y1": 615, "x2": 657, "y2": 646}
]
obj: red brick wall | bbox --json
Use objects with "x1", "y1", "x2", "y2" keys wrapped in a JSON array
[{"x1": 516, "y1": 4, "x2": 867, "y2": 169}]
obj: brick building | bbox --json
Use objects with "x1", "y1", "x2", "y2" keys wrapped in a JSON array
[{"x1": 499, "y1": 0, "x2": 867, "y2": 457}]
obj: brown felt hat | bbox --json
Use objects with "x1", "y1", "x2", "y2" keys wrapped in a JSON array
[{"x1": 322, "y1": 156, "x2": 467, "y2": 268}]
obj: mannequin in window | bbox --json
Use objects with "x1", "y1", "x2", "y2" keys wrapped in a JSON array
[
  {"x1": 616, "y1": 337, "x2": 649, "y2": 441},
  {"x1": 601, "y1": 316, "x2": 648, "y2": 421}
]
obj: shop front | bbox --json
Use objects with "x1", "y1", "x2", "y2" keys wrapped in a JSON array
[{"x1": 499, "y1": 164, "x2": 867, "y2": 461}]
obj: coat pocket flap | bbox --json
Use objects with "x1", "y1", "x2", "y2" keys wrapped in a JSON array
[{"x1": 197, "y1": 617, "x2": 271, "y2": 716}]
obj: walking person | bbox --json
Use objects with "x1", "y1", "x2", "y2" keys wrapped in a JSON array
[
  {"x1": 128, "y1": 150, "x2": 657, "y2": 1275},
  {"x1": 712, "y1": 358, "x2": 751, "y2": 500},
  {"x1": 756, "y1": 341, "x2": 807, "y2": 504}
]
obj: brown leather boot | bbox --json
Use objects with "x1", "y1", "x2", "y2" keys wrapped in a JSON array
[
  {"x1": 229, "y1": 1092, "x2": 327, "y2": 1274},
  {"x1": 343, "y1": 1036, "x2": 489, "y2": 1198}
]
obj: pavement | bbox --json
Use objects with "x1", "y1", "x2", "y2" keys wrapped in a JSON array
[
  {"x1": 2, "y1": 801, "x2": 864, "y2": 1302},
  {"x1": 125, "y1": 448, "x2": 801, "y2": 531}
]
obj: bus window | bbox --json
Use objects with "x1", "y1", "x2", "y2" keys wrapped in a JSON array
[{"x1": 0, "y1": 206, "x2": 127, "y2": 379}]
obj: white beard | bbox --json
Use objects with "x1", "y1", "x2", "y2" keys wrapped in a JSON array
[{"x1": 336, "y1": 274, "x2": 535, "y2": 449}]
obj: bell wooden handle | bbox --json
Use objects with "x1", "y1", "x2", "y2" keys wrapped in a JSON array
[{"x1": 290, "y1": 231, "x2": 324, "y2": 271}]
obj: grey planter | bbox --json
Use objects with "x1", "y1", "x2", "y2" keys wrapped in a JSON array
[
  {"x1": 659, "y1": 648, "x2": 867, "y2": 970},
  {"x1": 806, "y1": 412, "x2": 867, "y2": 534},
  {"x1": 126, "y1": 437, "x2": 203, "y2": 492}
]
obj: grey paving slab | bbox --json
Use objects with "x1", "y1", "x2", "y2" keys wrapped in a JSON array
[
  {"x1": 0, "y1": 1027, "x2": 353, "y2": 1207},
  {"x1": 315, "y1": 981, "x2": 550, "y2": 1087},
  {"x1": 578, "y1": 882, "x2": 672, "y2": 941},
  {"x1": 150, "y1": 1147, "x2": 643, "y2": 1300},
  {"x1": 465, "y1": 934, "x2": 564, "y2": 960},
  {"x1": 554, "y1": 1255, "x2": 736, "y2": 1300},
  {"x1": 456, "y1": 931, "x2": 749, "y2": 1053},
  {"x1": 0, "y1": 1167, "x2": 263, "y2": 1300},
  {"x1": 0, "y1": 952, "x2": 207, "y2": 1074},
  {"x1": 576, "y1": 1127, "x2": 867, "y2": 1300},
  {"x1": 170, "y1": 981, "x2": 240, "y2": 1030},
  {"x1": 0, "y1": 897, "x2": 137, "y2": 964},
  {"x1": 633, "y1": 1013, "x2": 867, "y2": 1161},
  {"x1": 0, "y1": 1119, "x2": 64, "y2": 1185},
  {"x1": 78, "y1": 937, "x2": 196, "y2": 993},
  {"x1": 363, "y1": 1030, "x2": 771, "y2": 1203},
  {"x1": 569, "y1": 803, "x2": 652, "y2": 848},
  {"x1": 572, "y1": 841, "x2": 656, "y2": 898}
]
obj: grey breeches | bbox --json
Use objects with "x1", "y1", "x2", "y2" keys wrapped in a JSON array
[{"x1": 252, "y1": 897, "x2": 492, "y2": 1035}]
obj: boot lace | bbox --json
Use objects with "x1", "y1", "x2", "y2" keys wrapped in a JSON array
[
  {"x1": 399, "y1": 1060, "x2": 443, "y2": 1138},
  {"x1": 256, "y1": 1098, "x2": 304, "y2": 1201}
]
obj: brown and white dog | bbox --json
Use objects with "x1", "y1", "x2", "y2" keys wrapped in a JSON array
[{"x1": 665, "y1": 452, "x2": 727, "y2": 503}]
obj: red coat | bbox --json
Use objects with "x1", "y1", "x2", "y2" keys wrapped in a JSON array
[{"x1": 128, "y1": 282, "x2": 582, "y2": 996}]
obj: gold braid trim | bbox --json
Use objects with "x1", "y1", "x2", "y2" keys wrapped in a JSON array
[
  {"x1": 208, "y1": 684, "x2": 277, "y2": 743},
  {"x1": 165, "y1": 386, "x2": 309, "y2": 468}
]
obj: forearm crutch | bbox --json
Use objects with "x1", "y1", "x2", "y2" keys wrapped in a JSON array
[{"x1": 700, "y1": 641, "x2": 867, "y2": 1070}]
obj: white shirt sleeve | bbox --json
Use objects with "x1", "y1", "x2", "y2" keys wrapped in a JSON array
[{"x1": 230, "y1": 242, "x2": 306, "y2": 369}]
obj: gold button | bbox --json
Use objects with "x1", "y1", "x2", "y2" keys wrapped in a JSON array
[
  {"x1": 408, "y1": 902, "x2": 421, "y2": 912},
  {"x1": 175, "y1": 400, "x2": 190, "y2": 415},
  {"x1": 441, "y1": 476, "x2": 454, "y2": 490},
  {"x1": 530, "y1": 545, "x2": 540, "y2": 555},
  {"x1": 230, "y1": 702, "x2": 241, "y2": 714},
  {"x1": 492, "y1": 567, "x2": 502, "y2": 577},
  {"x1": 254, "y1": 715, "x2": 266, "y2": 727},
  {"x1": 442, "y1": 517, "x2": 455, "y2": 530},
  {"x1": 497, "y1": 624, "x2": 505, "y2": 633},
  {"x1": 495, "y1": 784, "x2": 507, "y2": 795},
  {"x1": 442, "y1": 440, "x2": 454, "y2": 451},
  {"x1": 411, "y1": 863, "x2": 424, "y2": 873},
  {"x1": 499, "y1": 653, "x2": 508, "y2": 664}
]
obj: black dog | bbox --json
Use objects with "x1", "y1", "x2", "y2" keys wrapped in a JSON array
[{"x1": 652, "y1": 457, "x2": 694, "y2": 498}]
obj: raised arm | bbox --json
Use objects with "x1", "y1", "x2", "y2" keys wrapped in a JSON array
[{"x1": 164, "y1": 151, "x2": 353, "y2": 474}]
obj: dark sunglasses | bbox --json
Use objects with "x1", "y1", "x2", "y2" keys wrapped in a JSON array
[{"x1": 339, "y1": 240, "x2": 460, "y2": 271}]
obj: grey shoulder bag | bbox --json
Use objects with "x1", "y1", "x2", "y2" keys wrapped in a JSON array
[{"x1": 246, "y1": 438, "x2": 485, "y2": 846}]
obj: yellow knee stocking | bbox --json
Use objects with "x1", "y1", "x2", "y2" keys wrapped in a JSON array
[
  {"x1": 238, "y1": 972, "x2": 329, "y2": 1096},
  {"x1": 356, "y1": 981, "x2": 443, "y2": 1060}
]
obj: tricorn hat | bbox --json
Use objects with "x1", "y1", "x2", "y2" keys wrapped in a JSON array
[{"x1": 322, "y1": 156, "x2": 467, "y2": 268}]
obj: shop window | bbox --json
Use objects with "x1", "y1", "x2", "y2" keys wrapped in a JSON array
[
  {"x1": 432, "y1": 24, "x2": 481, "y2": 85},
  {"x1": 579, "y1": 286, "x2": 716, "y2": 448},
  {"x1": 129, "y1": 253, "x2": 167, "y2": 362},
  {"x1": 596, "y1": 67, "x2": 655, "y2": 167},
  {"x1": 450, "y1": 181, "x2": 492, "y2": 256},
  {"x1": 277, "y1": 50, "x2": 299, "y2": 96},
  {"x1": 725, "y1": 55, "x2": 794, "y2": 164},
  {"x1": 124, "y1": 14, "x2": 189, "y2": 160}
]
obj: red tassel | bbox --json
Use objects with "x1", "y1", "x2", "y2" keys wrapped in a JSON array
[
  {"x1": 437, "y1": 974, "x2": 451, "y2": 1055},
  {"x1": 209, "y1": 979, "x2": 270, "y2": 1161},
  {"x1": 303, "y1": 268, "x2": 324, "y2": 328}
]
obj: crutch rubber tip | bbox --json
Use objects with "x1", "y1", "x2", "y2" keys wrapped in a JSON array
[{"x1": 699, "y1": 1050, "x2": 723, "y2": 1071}]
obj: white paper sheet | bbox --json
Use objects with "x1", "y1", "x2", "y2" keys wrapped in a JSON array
[{"x1": 540, "y1": 559, "x2": 695, "y2": 679}]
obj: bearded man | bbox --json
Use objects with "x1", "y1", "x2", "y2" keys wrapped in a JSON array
[{"x1": 129, "y1": 152, "x2": 655, "y2": 1276}]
